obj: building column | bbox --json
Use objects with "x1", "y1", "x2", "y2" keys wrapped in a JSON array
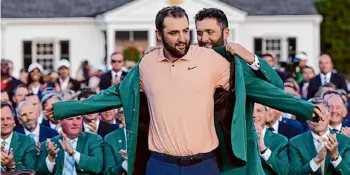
[
  {"x1": 148, "y1": 29, "x2": 157, "y2": 47},
  {"x1": 192, "y1": 30, "x2": 198, "y2": 44},
  {"x1": 107, "y1": 27, "x2": 115, "y2": 62}
]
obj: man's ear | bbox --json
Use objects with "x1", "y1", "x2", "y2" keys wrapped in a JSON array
[
  {"x1": 223, "y1": 28, "x2": 230, "y2": 42},
  {"x1": 156, "y1": 30, "x2": 162, "y2": 41},
  {"x1": 342, "y1": 107, "x2": 348, "y2": 118}
]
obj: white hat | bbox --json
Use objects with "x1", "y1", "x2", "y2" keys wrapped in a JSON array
[
  {"x1": 56, "y1": 59, "x2": 70, "y2": 71},
  {"x1": 295, "y1": 52, "x2": 308, "y2": 61},
  {"x1": 28, "y1": 63, "x2": 44, "y2": 73}
]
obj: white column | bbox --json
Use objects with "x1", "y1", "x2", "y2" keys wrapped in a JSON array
[
  {"x1": 106, "y1": 26, "x2": 115, "y2": 62},
  {"x1": 148, "y1": 29, "x2": 157, "y2": 47},
  {"x1": 313, "y1": 23, "x2": 321, "y2": 73},
  {"x1": 192, "y1": 30, "x2": 198, "y2": 44},
  {"x1": 1, "y1": 24, "x2": 6, "y2": 58}
]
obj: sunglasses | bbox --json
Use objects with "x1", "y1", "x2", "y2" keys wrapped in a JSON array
[{"x1": 111, "y1": 60, "x2": 123, "y2": 64}]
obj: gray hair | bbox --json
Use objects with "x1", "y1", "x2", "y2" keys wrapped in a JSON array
[{"x1": 16, "y1": 101, "x2": 34, "y2": 116}]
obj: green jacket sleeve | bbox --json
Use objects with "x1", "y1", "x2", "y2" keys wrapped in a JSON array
[
  {"x1": 264, "y1": 138, "x2": 289, "y2": 175},
  {"x1": 333, "y1": 141, "x2": 350, "y2": 174},
  {"x1": 104, "y1": 137, "x2": 125, "y2": 175},
  {"x1": 77, "y1": 135, "x2": 104, "y2": 174},
  {"x1": 289, "y1": 141, "x2": 314, "y2": 175},
  {"x1": 15, "y1": 138, "x2": 37, "y2": 171},
  {"x1": 243, "y1": 61, "x2": 315, "y2": 120},
  {"x1": 36, "y1": 141, "x2": 51, "y2": 175},
  {"x1": 53, "y1": 84, "x2": 122, "y2": 120}
]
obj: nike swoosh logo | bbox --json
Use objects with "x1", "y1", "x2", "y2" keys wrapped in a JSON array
[{"x1": 188, "y1": 66, "x2": 197, "y2": 70}]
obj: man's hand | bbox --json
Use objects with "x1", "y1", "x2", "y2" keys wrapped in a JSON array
[
  {"x1": 225, "y1": 43, "x2": 255, "y2": 64},
  {"x1": 36, "y1": 142, "x2": 41, "y2": 154},
  {"x1": 144, "y1": 46, "x2": 161, "y2": 55},
  {"x1": 1, "y1": 149, "x2": 15, "y2": 168},
  {"x1": 58, "y1": 131, "x2": 73, "y2": 155},
  {"x1": 119, "y1": 150, "x2": 128, "y2": 160},
  {"x1": 46, "y1": 138, "x2": 59, "y2": 162},
  {"x1": 312, "y1": 104, "x2": 327, "y2": 123},
  {"x1": 341, "y1": 127, "x2": 350, "y2": 137},
  {"x1": 43, "y1": 105, "x2": 55, "y2": 122},
  {"x1": 314, "y1": 147, "x2": 327, "y2": 164},
  {"x1": 324, "y1": 134, "x2": 339, "y2": 160},
  {"x1": 111, "y1": 77, "x2": 121, "y2": 85},
  {"x1": 87, "y1": 120, "x2": 98, "y2": 134},
  {"x1": 254, "y1": 124, "x2": 267, "y2": 152}
]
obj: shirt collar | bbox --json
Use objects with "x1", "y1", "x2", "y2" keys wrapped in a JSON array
[
  {"x1": 262, "y1": 126, "x2": 267, "y2": 138},
  {"x1": 329, "y1": 124, "x2": 342, "y2": 131},
  {"x1": 272, "y1": 120, "x2": 279, "y2": 132},
  {"x1": 59, "y1": 77, "x2": 70, "y2": 84},
  {"x1": 111, "y1": 70, "x2": 123, "y2": 78},
  {"x1": 24, "y1": 124, "x2": 40, "y2": 136},
  {"x1": 311, "y1": 129, "x2": 330, "y2": 142},
  {"x1": 158, "y1": 46, "x2": 192, "y2": 62},
  {"x1": 321, "y1": 72, "x2": 332, "y2": 79},
  {"x1": 0, "y1": 132, "x2": 13, "y2": 144}
]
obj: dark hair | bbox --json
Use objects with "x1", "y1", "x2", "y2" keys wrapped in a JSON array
[
  {"x1": 27, "y1": 68, "x2": 44, "y2": 85},
  {"x1": 321, "y1": 82, "x2": 337, "y2": 89},
  {"x1": 194, "y1": 8, "x2": 228, "y2": 29},
  {"x1": 303, "y1": 65, "x2": 315, "y2": 74},
  {"x1": 20, "y1": 68, "x2": 27, "y2": 73},
  {"x1": 41, "y1": 93, "x2": 61, "y2": 109},
  {"x1": 78, "y1": 88, "x2": 96, "y2": 100},
  {"x1": 262, "y1": 53, "x2": 274, "y2": 59},
  {"x1": 12, "y1": 84, "x2": 28, "y2": 97},
  {"x1": 155, "y1": 6, "x2": 188, "y2": 31},
  {"x1": 1, "y1": 102, "x2": 13, "y2": 112}
]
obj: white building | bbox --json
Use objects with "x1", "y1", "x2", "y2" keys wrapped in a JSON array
[{"x1": 1, "y1": 0, "x2": 322, "y2": 77}]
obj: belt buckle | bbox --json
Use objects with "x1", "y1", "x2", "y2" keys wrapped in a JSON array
[{"x1": 190, "y1": 155, "x2": 203, "y2": 165}]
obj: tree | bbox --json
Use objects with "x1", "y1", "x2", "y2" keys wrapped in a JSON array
[
  {"x1": 123, "y1": 46, "x2": 141, "y2": 63},
  {"x1": 316, "y1": 0, "x2": 350, "y2": 77}
]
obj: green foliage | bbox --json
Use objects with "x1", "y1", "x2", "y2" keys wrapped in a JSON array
[
  {"x1": 316, "y1": 0, "x2": 350, "y2": 77},
  {"x1": 123, "y1": 46, "x2": 140, "y2": 62}
]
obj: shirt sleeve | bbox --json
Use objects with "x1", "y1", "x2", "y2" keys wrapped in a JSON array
[
  {"x1": 73, "y1": 151, "x2": 81, "y2": 164},
  {"x1": 309, "y1": 159, "x2": 321, "y2": 172},
  {"x1": 247, "y1": 55, "x2": 260, "y2": 70},
  {"x1": 122, "y1": 160, "x2": 128, "y2": 172},
  {"x1": 331, "y1": 155, "x2": 342, "y2": 168},
  {"x1": 260, "y1": 148, "x2": 272, "y2": 161},
  {"x1": 45, "y1": 156, "x2": 56, "y2": 173}
]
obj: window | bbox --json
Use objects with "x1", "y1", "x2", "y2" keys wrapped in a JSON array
[
  {"x1": 60, "y1": 40, "x2": 70, "y2": 61},
  {"x1": 23, "y1": 41, "x2": 32, "y2": 70},
  {"x1": 287, "y1": 37, "x2": 297, "y2": 60},
  {"x1": 254, "y1": 37, "x2": 284, "y2": 62},
  {"x1": 35, "y1": 41, "x2": 55, "y2": 70}
]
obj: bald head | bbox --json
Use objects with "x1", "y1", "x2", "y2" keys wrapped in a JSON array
[
  {"x1": 17, "y1": 101, "x2": 38, "y2": 132},
  {"x1": 328, "y1": 94, "x2": 347, "y2": 126},
  {"x1": 319, "y1": 54, "x2": 333, "y2": 74}
]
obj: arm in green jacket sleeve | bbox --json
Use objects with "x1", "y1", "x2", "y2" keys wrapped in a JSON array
[
  {"x1": 36, "y1": 142, "x2": 51, "y2": 175},
  {"x1": 77, "y1": 135, "x2": 104, "y2": 174},
  {"x1": 53, "y1": 84, "x2": 122, "y2": 120},
  {"x1": 16, "y1": 138, "x2": 37, "y2": 171},
  {"x1": 289, "y1": 141, "x2": 314, "y2": 175},
  {"x1": 104, "y1": 138, "x2": 125, "y2": 175},
  {"x1": 264, "y1": 138, "x2": 289, "y2": 175},
  {"x1": 333, "y1": 141, "x2": 350, "y2": 174},
  {"x1": 243, "y1": 64, "x2": 315, "y2": 120}
]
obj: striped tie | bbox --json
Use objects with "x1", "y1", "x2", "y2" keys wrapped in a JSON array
[
  {"x1": 1, "y1": 141, "x2": 7, "y2": 171},
  {"x1": 63, "y1": 140, "x2": 76, "y2": 175}
]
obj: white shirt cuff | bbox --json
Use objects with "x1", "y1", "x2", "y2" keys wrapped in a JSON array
[
  {"x1": 260, "y1": 148, "x2": 272, "y2": 161},
  {"x1": 247, "y1": 55, "x2": 260, "y2": 70},
  {"x1": 45, "y1": 156, "x2": 56, "y2": 173},
  {"x1": 310, "y1": 159, "x2": 321, "y2": 172},
  {"x1": 331, "y1": 156, "x2": 342, "y2": 168},
  {"x1": 73, "y1": 151, "x2": 81, "y2": 164},
  {"x1": 122, "y1": 160, "x2": 128, "y2": 172}
]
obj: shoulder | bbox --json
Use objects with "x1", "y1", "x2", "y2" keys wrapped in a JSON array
[
  {"x1": 336, "y1": 133, "x2": 350, "y2": 146},
  {"x1": 104, "y1": 129, "x2": 123, "y2": 142},
  {"x1": 41, "y1": 125, "x2": 58, "y2": 135},
  {"x1": 15, "y1": 132, "x2": 34, "y2": 143},
  {"x1": 290, "y1": 132, "x2": 308, "y2": 145},
  {"x1": 310, "y1": 74, "x2": 321, "y2": 83},
  {"x1": 271, "y1": 131, "x2": 288, "y2": 144},
  {"x1": 84, "y1": 132, "x2": 103, "y2": 142},
  {"x1": 283, "y1": 118, "x2": 304, "y2": 130}
]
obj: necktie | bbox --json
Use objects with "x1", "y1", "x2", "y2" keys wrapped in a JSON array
[
  {"x1": 316, "y1": 138, "x2": 325, "y2": 174},
  {"x1": 63, "y1": 140, "x2": 76, "y2": 175},
  {"x1": 267, "y1": 127, "x2": 275, "y2": 132},
  {"x1": 1, "y1": 141, "x2": 7, "y2": 170},
  {"x1": 323, "y1": 76, "x2": 328, "y2": 85},
  {"x1": 331, "y1": 129, "x2": 339, "y2": 133}
]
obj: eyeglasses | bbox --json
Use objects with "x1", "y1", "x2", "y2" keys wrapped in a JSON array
[{"x1": 111, "y1": 60, "x2": 123, "y2": 64}]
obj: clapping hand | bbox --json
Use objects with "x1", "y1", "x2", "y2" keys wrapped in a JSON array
[
  {"x1": 324, "y1": 134, "x2": 339, "y2": 160},
  {"x1": 58, "y1": 131, "x2": 74, "y2": 155},
  {"x1": 1, "y1": 149, "x2": 15, "y2": 168},
  {"x1": 87, "y1": 120, "x2": 98, "y2": 134},
  {"x1": 46, "y1": 138, "x2": 59, "y2": 162}
]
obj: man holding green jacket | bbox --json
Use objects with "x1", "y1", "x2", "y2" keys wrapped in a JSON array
[{"x1": 45, "y1": 6, "x2": 324, "y2": 175}]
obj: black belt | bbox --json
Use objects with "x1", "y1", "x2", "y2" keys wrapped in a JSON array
[{"x1": 151, "y1": 151, "x2": 215, "y2": 166}]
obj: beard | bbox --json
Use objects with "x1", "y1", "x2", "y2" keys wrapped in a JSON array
[
  {"x1": 161, "y1": 32, "x2": 191, "y2": 58},
  {"x1": 198, "y1": 31, "x2": 224, "y2": 48}
]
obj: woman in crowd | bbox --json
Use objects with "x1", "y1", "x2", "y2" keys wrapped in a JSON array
[{"x1": 27, "y1": 63, "x2": 53, "y2": 99}]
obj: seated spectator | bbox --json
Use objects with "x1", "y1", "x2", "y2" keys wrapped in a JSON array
[
  {"x1": 79, "y1": 88, "x2": 118, "y2": 138},
  {"x1": 25, "y1": 93, "x2": 50, "y2": 127},
  {"x1": 19, "y1": 68, "x2": 28, "y2": 84},
  {"x1": 289, "y1": 98, "x2": 350, "y2": 175},
  {"x1": 327, "y1": 94, "x2": 350, "y2": 137},
  {"x1": 1, "y1": 59, "x2": 22, "y2": 104},
  {"x1": 37, "y1": 115, "x2": 103, "y2": 175},
  {"x1": 41, "y1": 93, "x2": 63, "y2": 131},
  {"x1": 262, "y1": 53, "x2": 286, "y2": 81},
  {"x1": 61, "y1": 89, "x2": 77, "y2": 101},
  {"x1": 1, "y1": 102, "x2": 36, "y2": 171},
  {"x1": 27, "y1": 63, "x2": 54, "y2": 99},
  {"x1": 299, "y1": 66, "x2": 315, "y2": 99},
  {"x1": 15, "y1": 101, "x2": 57, "y2": 150},
  {"x1": 88, "y1": 76, "x2": 100, "y2": 93},
  {"x1": 282, "y1": 81, "x2": 301, "y2": 119},
  {"x1": 267, "y1": 107, "x2": 304, "y2": 139},
  {"x1": 101, "y1": 109, "x2": 119, "y2": 125},
  {"x1": 12, "y1": 84, "x2": 29, "y2": 110},
  {"x1": 55, "y1": 59, "x2": 80, "y2": 93},
  {"x1": 253, "y1": 103, "x2": 289, "y2": 175},
  {"x1": 104, "y1": 110, "x2": 130, "y2": 175},
  {"x1": 0, "y1": 90, "x2": 11, "y2": 105}
]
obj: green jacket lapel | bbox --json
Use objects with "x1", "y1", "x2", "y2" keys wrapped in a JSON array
[
  {"x1": 264, "y1": 130, "x2": 273, "y2": 147},
  {"x1": 9, "y1": 132, "x2": 19, "y2": 161},
  {"x1": 304, "y1": 132, "x2": 317, "y2": 159},
  {"x1": 76, "y1": 132, "x2": 86, "y2": 153}
]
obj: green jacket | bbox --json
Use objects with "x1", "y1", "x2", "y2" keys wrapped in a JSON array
[
  {"x1": 7, "y1": 132, "x2": 37, "y2": 171},
  {"x1": 289, "y1": 131, "x2": 350, "y2": 175},
  {"x1": 37, "y1": 132, "x2": 103, "y2": 175},
  {"x1": 261, "y1": 130, "x2": 289, "y2": 175},
  {"x1": 53, "y1": 46, "x2": 315, "y2": 175},
  {"x1": 103, "y1": 128, "x2": 130, "y2": 175}
]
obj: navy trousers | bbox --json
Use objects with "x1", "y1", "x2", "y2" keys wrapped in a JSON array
[{"x1": 146, "y1": 152, "x2": 220, "y2": 175}]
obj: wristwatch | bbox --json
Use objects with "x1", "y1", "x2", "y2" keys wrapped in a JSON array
[
  {"x1": 260, "y1": 147, "x2": 268, "y2": 154},
  {"x1": 332, "y1": 155, "x2": 339, "y2": 161},
  {"x1": 68, "y1": 150, "x2": 75, "y2": 157}
]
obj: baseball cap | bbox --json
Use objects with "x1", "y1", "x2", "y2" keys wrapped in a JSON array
[
  {"x1": 28, "y1": 63, "x2": 44, "y2": 73},
  {"x1": 294, "y1": 52, "x2": 308, "y2": 62},
  {"x1": 56, "y1": 59, "x2": 70, "y2": 71}
]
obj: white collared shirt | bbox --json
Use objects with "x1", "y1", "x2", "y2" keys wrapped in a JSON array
[
  {"x1": 329, "y1": 124, "x2": 342, "y2": 133},
  {"x1": 59, "y1": 77, "x2": 70, "y2": 91},
  {"x1": 31, "y1": 84, "x2": 40, "y2": 95},
  {"x1": 83, "y1": 119, "x2": 100, "y2": 133},
  {"x1": 309, "y1": 130, "x2": 342, "y2": 172},
  {"x1": 37, "y1": 113, "x2": 44, "y2": 124},
  {"x1": 111, "y1": 70, "x2": 123, "y2": 79},
  {"x1": 320, "y1": 72, "x2": 332, "y2": 85},
  {"x1": 260, "y1": 127, "x2": 272, "y2": 161},
  {"x1": 302, "y1": 82, "x2": 310, "y2": 98},
  {"x1": 247, "y1": 55, "x2": 261, "y2": 70},
  {"x1": 46, "y1": 137, "x2": 81, "y2": 174},
  {"x1": 24, "y1": 124, "x2": 40, "y2": 143},
  {"x1": 49, "y1": 122, "x2": 62, "y2": 132},
  {"x1": 0, "y1": 132, "x2": 13, "y2": 152}
]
